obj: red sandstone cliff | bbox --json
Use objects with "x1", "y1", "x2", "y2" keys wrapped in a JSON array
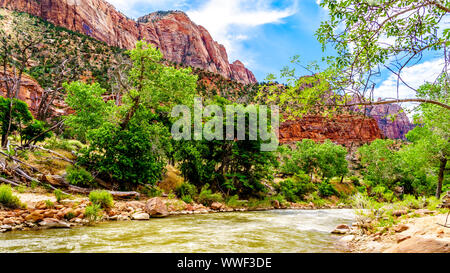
[
  {"x1": 279, "y1": 115, "x2": 384, "y2": 146},
  {"x1": 0, "y1": 0, "x2": 257, "y2": 84}
]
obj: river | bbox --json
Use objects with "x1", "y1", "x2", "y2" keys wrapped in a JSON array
[{"x1": 0, "y1": 209, "x2": 355, "y2": 253}]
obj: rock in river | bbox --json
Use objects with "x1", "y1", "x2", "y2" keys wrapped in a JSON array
[{"x1": 145, "y1": 198, "x2": 169, "y2": 218}]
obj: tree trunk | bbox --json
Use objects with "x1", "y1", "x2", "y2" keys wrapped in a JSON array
[{"x1": 436, "y1": 157, "x2": 447, "y2": 199}]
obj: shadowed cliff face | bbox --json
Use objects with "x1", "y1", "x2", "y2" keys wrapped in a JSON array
[
  {"x1": 0, "y1": 0, "x2": 257, "y2": 84},
  {"x1": 362, "y1": 104, "x2": 416, "y2": 140}
]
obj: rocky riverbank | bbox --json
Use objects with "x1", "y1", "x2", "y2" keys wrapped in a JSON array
[
  {"x1": 0, "y1": 190, "x2": 350, "y2": 233},
  {"x1": 333, "y1": 210, "x2": 450, "y2": 253}
]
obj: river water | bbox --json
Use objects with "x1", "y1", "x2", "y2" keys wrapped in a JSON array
[{"x1": 0, "y1": 209, "x2": 355, "y2": 253}]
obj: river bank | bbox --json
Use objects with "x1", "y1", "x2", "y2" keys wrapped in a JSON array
[
  {"x1": 335, "y1": 211, "x2": 450, "y2": 253},
  {"x1": 0, "y1": 188, "x2": 350, "y2": 233}
]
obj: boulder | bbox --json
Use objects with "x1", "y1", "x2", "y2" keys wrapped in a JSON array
[
  {"x1": 38, "y1": 218, "x2": 70, "y2": 229},
  {"x1": 25, "y1": 211, "x2": 44, "y2": 222},
  {"x1": 211, "y1": 202, "x2": 224, "y2": 210},
  {"x1": 131, "y1": 212, "x2": 150, "y2": 221},
  {"x1": 331, "y1": 224, "x2": 351, "y2": 235},
  {"x1": 145, "y1": 198, "x2": 169, "y2": 218},
  {"x1": 393, "y1": 224, "x2": 409, "y2": 233},
  {"x1": 392, "y1": 210, "x2": 408, "y2": 217}
]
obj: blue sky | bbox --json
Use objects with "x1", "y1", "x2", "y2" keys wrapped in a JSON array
[{"x1": 105, "y1": 0, "x2": 446, "y2": 108}]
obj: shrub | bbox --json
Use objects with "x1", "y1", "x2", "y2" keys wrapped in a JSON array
[
  {"x1": 53, "y1": 189, "x2": 69, "y2": 202},
  {"x1": 349, "y1": 176, "x2": 361, "y2": 186},
  {"x1": 197, "y1": 184, "x2": 223, "y2": 206},
  {"x1": 318, "y1": 181, "x2": 338, "y2": 197},
  {"x1": 85, "y1": 204, "x2": 102, "y2": 223},
  {"x1": 89, "y1": 190, "x2": 114, "y2": 208},
  {"x1": 175, "y1": 182, "x2": 197, "y2": 199},
  {"x1": 66, "y1": 165, "x2": 94, "y2": 187},
  {"x1": 145, "y1": 186, "x2": 163, "y2": 197},
  {"x1": 225, "y1": 195, "x2": 247, "y2": 208},
  {"x1": 0, "y1": 184, "x2": 23, "y2": 208},
  {"x1": 181, "y1": 195, "x2": 193, "y2": 204},
  {"x1": 45, "y1": 200, "x2": 55, "y2": 209},
  {"x1": 277, "y1": 173, "x2": 314, "y2": 202}
]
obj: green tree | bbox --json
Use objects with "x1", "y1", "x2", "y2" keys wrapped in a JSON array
[
  {"x1": 401, "y1": 77, "x2": 449, "y2": 198},
  {"x1": 280, "y1": 139, "x2": 348, "y2": 181},
  {"x1": 175, "y1": 96, "x2": 278, "y2": 198},
  {"x1": 0, "y1": 97, "x2": 33, "y2": 146},
  {"x1": 66, "y1": 41, "x2": 197, "y2": 189},
  {"x1": 64, "y1": 82, "x2": 115, "y2": 142}
]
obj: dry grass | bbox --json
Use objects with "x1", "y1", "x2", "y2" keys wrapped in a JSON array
[{"x1": 158, "y1": 165, "x2": 184, "y2": 193}]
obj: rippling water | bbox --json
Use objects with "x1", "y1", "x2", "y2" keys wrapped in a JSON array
[{"x1": 0, "y1": 209, "x2": 355, "y2": 253}]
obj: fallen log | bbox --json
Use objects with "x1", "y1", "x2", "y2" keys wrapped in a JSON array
[
  {"x1": 12, "y1": 167, "x2": 69, "y2": 195},
  {"x1": 30, "y1": 145, "x2": 75, "y2": 164},
  {"x1": 0, "y1": 150, "x2": 40, "y2": 172},
  {"x1": 67, "y1": 185, "x2": 140, "y2": 199},
  {"x1": 0, "y1": 177, "x2": 23, "y2": 187}
]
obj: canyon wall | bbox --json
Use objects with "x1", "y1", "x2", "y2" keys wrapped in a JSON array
[
  {"x1": 279, "y1": 115, "x2": 384, "y2": 147},
  {"x1": 0, "y1": 0, "x2": 256, "y2": 84}
]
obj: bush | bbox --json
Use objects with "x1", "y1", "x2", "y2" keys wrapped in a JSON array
[
  {"x1": 175, "y1": 182, "x2": 197, "y2": 199},
  {"x1": 89, "y1": 190, "x2": 114, "y2": 209},
  {"x1": 277, "y1": 173, "x2": 315, "y2": 202},
  {"x1": 66, "y1": 165, "x2": 94, "y2": 187},
  {"x1": 144, "y1": 186, "x2": 163, "y2": 197},
  {"x1": 0, "y1": 184, "x2": 23, "y2": 208},
  {"x1": 181, "y1": 195, "x2": 193, "y2": 204},
  {"x1": 85, "y1": 204, "x2": 102, "y2": 223},
  {"x1": 53, "y1": 189, "x2": 69, "y2": 202},
  {"x1": 318, "y1": 181, "x2": 338, "y2": 197},
  {"x1": 225, "y1": 195, "x2": 248, "y2": 208},
  {"x1": 349, "y1": 176, "x2": 361, "y2": 186},
  {"x1": 45, "y1": 200, "x2": 55, "y2": 209},
  {"x1": 197, "y1": 184, "x2": 223, "y2": 206}
]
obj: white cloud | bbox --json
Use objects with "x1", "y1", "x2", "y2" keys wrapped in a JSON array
[
  {"x1": 373, "y1": 58, "x2": 446, "y2": 118},
  {"x1": 186, "y1": 0, "x2": 297, "y2": 64},
  {"x1": 374, "y1": 58, "x2": 445, "y2": 100}
]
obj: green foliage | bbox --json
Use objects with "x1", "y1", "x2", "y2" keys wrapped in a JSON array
[
  {"x1": 280, "y1": 139, "x2": 348, "y2": 180},
  {"x1": 358, "y1": 139, "x2": 405, "y2": 190},
  {"x1": 197, "y1": 184, "x2": 223, "y2": 206},
  {"x1": 0, "y1": 97, "x2": 33, "y2": 143},
  {"x1": 66, "y1": 41, "x2": 197, "y2": 189},
  {"x1": 144, "y1": 186, "x2": 163, "y2": 198},
  {"x1": 175, "y1": 182, "x2": 197, "y2": 203},
  {"x1": 85, "y1": 204, "x2": 102, "y2": 223},
  {"x1": 53, "y1": 189, "x2": 68, "y2": 202},
  {"x1": 44, "y1": 136, "x2": 84, "y2": 152},
  {"x1": 20, "y1": 119, "x2": 53, "y2": 145},
  {"x1": 66, "y1": 165, "x2": 94, "y2": 187},
  {"x1": 276, "y1": 173, "x2": 315, "y2": 202},
  {"x1": 64, "y1": 82, "x2": 114, "y2": 142},
  {"x1": 225, "y1": 195, "x2": 248, "y2": 208},
  {"x1": 318, "y1": 181, "x2": 338, "y2": 197},
  {"x1": 89, "y1": 190, "x2": 113, "y2": 209},
  {"x1": 0, "y1": 184, "x2": 23, "y2": 208},
  {"x1": 45, "y1": 200, "x2": 55, "y2": 209},
  {"x1": 176, "y1": 96, "x2": 278, "y2": 198}
]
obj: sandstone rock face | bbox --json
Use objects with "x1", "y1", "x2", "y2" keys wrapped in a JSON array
[
  {"x1": 279, "y1": 115, "x2": 384, "y2": 147},
  {"x1": 0, "y1": 0, "x2": 257, "y2": 84},
  {"x1": 361, "y1": 104, "x2": 416, "y2": 140}
]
